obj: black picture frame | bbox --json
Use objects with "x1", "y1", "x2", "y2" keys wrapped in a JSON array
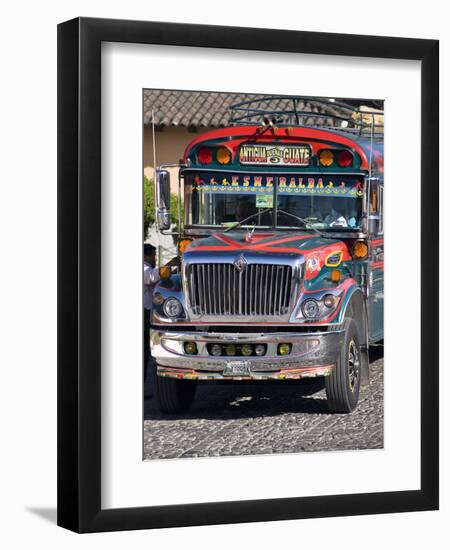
[{"x1": 57, "y1": 17, "x2": 439, "y2": 533}]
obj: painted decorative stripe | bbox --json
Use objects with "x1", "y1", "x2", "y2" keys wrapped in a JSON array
[
  {"x1": 157, "y1": 364, "x2": 335, "y2": 381},
  {"x1": 371, "y1": 237, "x2": 384, "y2": 246}
]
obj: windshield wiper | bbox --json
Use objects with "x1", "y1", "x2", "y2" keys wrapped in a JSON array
[
  {"x1": 223, "y1": 208, "x2": 323, "y2": 236},
  {"x1": 223, "y1": 209, "x2": 272, "y2": 233},
  {"x1": 276, "y1": 209, "x2": 323, "y2": 236}
]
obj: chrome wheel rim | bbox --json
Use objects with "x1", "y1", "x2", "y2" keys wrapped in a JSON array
[{"x1": 348, "y1": 340, "x2": 360, "y2": 392}]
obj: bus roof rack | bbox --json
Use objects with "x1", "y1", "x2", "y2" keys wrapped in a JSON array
[{"x1": 229, "y1": 96, "x2": 384, "y2": 138}]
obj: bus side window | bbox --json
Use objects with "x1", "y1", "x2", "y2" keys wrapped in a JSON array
[
  {"x1": 368, "y1": 179, "x2": 380, "y2": 234},
  {"x1": 378, "y1": 184, "x2": 384, "y2": 235}
]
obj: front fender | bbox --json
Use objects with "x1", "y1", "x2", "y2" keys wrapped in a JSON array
[
  {"x1": 151, "y1": 275, "x2": 188, "y2": 323},
  {"x1": 334, "y1": 285, "x2": 370, "y2": 385},
  {"x1": 335, "y1": 285, "x2": 366, "y2": 325},
  {"x1": 328, "y1": 283, "x2": 368, "y2": 341}
]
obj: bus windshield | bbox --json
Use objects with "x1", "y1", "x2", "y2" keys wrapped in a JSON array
[{"x1": 184, "y1": 173, "x2": 364, "y2": 231}]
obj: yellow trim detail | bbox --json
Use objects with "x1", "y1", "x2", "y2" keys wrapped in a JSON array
[{"x1": 325, "y1": 251, "x2": 343, "y2": 267}]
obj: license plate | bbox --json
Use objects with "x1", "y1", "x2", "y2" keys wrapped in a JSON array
[
  {"x1": 223, "y1": 361, "x2": 251, "y2": 376},
  {"x1": 239, "y1": 143, "x2": 311, "y2": 166}
]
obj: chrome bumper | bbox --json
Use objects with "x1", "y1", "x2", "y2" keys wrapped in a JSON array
[{"x1": 150, "y1": 329, "x2": 344, "y2": 380}]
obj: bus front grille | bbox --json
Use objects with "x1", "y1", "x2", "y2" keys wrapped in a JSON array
[{"x1": 186, "y1": 263, "x2": 294, "y2": 317}]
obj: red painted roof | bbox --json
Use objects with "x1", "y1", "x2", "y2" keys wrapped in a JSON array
[{"x1": 184, "y1": 125, "x2": 374, "y2": 170}]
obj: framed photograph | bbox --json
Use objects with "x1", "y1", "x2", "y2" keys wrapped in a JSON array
[{"x1": 57, "y1": 17, "x2": 439, "y2": 533}]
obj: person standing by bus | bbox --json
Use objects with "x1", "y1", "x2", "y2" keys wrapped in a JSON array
[
  {"x1": 144, "y1": 245, "x2": 181, "y2": 389},
  {"x1": 143, "y1": 244, "x2": 160, "y2": 387}
]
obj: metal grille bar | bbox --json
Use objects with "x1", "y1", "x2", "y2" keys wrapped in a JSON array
[{"x1": 187, "y1": 263, "x2": 293, "y2": 317}]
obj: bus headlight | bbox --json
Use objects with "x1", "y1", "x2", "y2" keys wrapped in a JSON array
[
  {"x1": 163, "y1": 297, "x2": 183, "y2": 318},
  {"x1": 302, "y1": 299, "x2": 320, "y2": 319},
  {"x1": 299, "y1": 294, "x2": 340, "y2": 320},
  {"x1": 323, "y1": 294, "x2": 337, "y2": 308}
]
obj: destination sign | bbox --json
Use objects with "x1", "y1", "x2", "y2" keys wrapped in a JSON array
[
  {"x1": 189, "y1": 173, "x2": 364, "y2": 197},
  {"x1": 239, "y1": 143, "x2": 311, "y2": 166}
]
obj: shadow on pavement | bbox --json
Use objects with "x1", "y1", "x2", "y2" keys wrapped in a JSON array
[
  {"x1": 144, "y1": 378, "x2": 331, "y2": 420},
  {"x1": 144, "y1": 344, "x2": 383, "y2": 421}
]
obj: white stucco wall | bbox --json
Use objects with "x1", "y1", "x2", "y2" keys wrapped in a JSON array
[{"x1": 145, "y1": 225, "x2": 177, "y2": 265}]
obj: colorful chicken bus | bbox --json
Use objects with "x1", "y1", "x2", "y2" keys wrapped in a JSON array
[{"x1": 150, "y1": 97, "x2": 384, "y2": 414}]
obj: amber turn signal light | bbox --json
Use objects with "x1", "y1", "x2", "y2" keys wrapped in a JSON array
[
  {"x1": 216, "y1": 146, "x2": 232, "y2": 164},
  {"x1": 318, "y1": 149, "x2": 334, "y2": 166},
  {"x1": 159, "y1": 266, "x2": 172, "y2": 280},
  {"x1": 178, "y1": 239, "x2": 192, "y2": 253},
  {"x1": 330, "y1": 270, "x2": 342, "y2": 283},
  {"x1": 353, "y1": 240, "x2": 368, "y2": 259}
]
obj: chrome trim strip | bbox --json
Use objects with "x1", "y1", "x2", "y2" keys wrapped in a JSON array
[{"x1": 153, "y1": 329, "x2": 343, "y2": 342}]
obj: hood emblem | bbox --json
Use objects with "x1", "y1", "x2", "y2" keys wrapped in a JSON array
[
  {"x1": 233, "y1": 253, "x2": 248, "y2": 272},
  {"x1": 245, "y1": 224, "x2": 256, "y2": 243}
]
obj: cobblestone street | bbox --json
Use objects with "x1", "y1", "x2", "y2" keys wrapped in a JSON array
[{"x1": 143, "y1": 348, "x2": 383, "y2": 459}]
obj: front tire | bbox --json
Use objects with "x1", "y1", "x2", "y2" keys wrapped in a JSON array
[
  {"x1": 152, "y1": 363, "x2": 197, "y2": 414},
  {"x1": 325, "y1": 318, "x2": 362, "y2": 413}
]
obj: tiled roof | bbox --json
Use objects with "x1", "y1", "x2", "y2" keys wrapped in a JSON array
[{"x1": 143, "y1": 90, "x2": 380, "y2": 129}]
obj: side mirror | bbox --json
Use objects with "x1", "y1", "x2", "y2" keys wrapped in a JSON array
[{"x1": 156, "y1": 169, "x2": 171, "y2": 230}]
